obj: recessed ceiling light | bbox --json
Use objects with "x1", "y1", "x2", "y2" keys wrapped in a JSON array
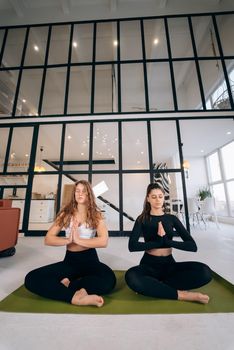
[
  {"x1": 226, "y1": 131, "x2": 231, "y2": 135},
  {"x1": 141, "y1": 151, "x2": 144, "y2": 154},
  {"x1": 113, "y1": 40, "x2": 118, "y2": 46},
  {"x1": 22, "y1": 99, "x2": 26, "y2": 103},
  {"x1": 81, "y1": 152, "x2": 84, "y2": 156},
  {"x1": 201, "y1": 149, "x2": 204, "y2": 153},
  {"x1": 25, "y1": 154, "x2": 29, "y2": 157},
  {"x1": 68, "y1": 135, "x2": 72, "y2": 139},
  {"x1": 34, "y1": 45, "x2": 39, "y2": 51},
  {"x1": 73, "y1": 41, "x2": 78, "y2": 48},
  {"x1": 137, "y1": 160, "x2": 141, "y2": 164},
  {"x1": 154, "y1": 38, "x2": 159, "y2": 45}
]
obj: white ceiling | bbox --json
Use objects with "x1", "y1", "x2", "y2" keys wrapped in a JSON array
[{"x1": 0, "y1": 0, "x2": 233, "y2": 26}]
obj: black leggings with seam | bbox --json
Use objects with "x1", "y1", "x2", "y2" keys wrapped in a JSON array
[
  {"x1": 25, "y1": 248, "x2": 116, "y2": 303},
  {"x1": 125, "y1": 253, "x2": 212, "y2": 300}
]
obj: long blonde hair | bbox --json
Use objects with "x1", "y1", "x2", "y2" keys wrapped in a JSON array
[{"x1": 55, "y1": 180, "x2": 102, "y2": 229}]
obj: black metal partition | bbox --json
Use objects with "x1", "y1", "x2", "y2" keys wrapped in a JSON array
[
  {"x1": 0, "y1": 11, "x2": 234, "y2": 235},
  {"x1": 0, "y1": 11, "x2": 234, "y2": 119}
]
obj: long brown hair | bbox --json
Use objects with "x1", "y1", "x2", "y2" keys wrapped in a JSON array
[
  {"x1": 55, "y1": 180, "x2": 102, "y2": 229},
  {"x1": 138, "y1": 183, "x2": 166, "y2": 222}
]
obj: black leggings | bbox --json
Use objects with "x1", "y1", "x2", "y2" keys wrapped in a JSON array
[
  {"x1": 125, "y1": 253, "x2": 212, "y2": 300},
  {"x1": 25, "y1": 249, "x2": 116, "y2": 303}
]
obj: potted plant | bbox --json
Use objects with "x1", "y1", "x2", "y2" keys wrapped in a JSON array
[{"x1": 197, "y1": 187, "x2": 212, "y2": 201}]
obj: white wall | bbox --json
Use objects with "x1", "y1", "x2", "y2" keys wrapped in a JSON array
[{"x1": 185, "y1": 157, "x2": 208, "y2": 198}]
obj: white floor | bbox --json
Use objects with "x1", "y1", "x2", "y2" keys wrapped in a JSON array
[{"x1": 0, "y1": 222, "x2": 234, "y2": 350}]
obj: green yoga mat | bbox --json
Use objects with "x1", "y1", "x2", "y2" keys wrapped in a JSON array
[{"x1": 0, "y1": 271, "x2": 233, "y2": 314}]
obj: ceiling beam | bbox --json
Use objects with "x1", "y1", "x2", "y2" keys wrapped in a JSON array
[
  {"x1": 9, "y1": 0, "x2": 24, "y2": 17},
  {"x1": 60, "y1": 0, "x2": 71, "y2": 15}
]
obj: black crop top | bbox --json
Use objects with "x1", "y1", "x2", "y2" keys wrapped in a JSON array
[{"x1": 128, "y1": 214, "x2": 197, "y2": 253}]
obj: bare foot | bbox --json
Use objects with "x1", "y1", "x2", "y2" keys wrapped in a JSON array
[
  {"x1": 72, "y1": 291, "x2": 104, "y2": 307},
  {"x1": 60, "y1": 278, "x2": 70, "y2": 287},
  {"x1": 178, "y1": 290, "x2": 210, "y2": 304}
]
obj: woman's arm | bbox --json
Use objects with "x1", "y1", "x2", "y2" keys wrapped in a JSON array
[
  {"x1": 129, "y1": 218, "x2": 165, "y2": 252},
  {"x1": 73, "y1": 219, "x2": 108, "y2": 248},
  {"x1": 44, "y1": 221, "x2": 72, "y2": 246},
  {"x1": 163, "y1": 216, "x2": 197, "y2": 252}
]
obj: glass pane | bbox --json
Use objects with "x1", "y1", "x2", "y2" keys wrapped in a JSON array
[
  {"x1": 41, "y1": 67, "x2": 66, "y2": 115},
  {"x1": 64, "y1": 123, "x2": 90, "y2": 171},
  {"x1": 0, "y1": 70, "x2": 19, "y2": 116},
  {"x1": 48, "y1": 25, "x2": 70, "y2": 64},
  {"x1": 120, "y1": 21, "x2": 142, "y2": 60},
  {"x1": 121, "y1": 63, "x2": 145, "y2": 112},
  {"x1": 94, "y1": 64, "x2": 118, "y2": 113},
  {"x1": 227, "y1": 181, "x2": 234, "y2": 216},
  {"x1": 92, "y1": 174, "x2": 119, "y2": 231},
  {"x1": 24, "y1": 26, "x2": 48, "y2": 66},
  {"x1": 96, "y1": 22, "x2": 117, "y2": 62},
  {"x1": 225, "y1": 59, "x2": 234, "y2": 103},
  {"x1": 29, "y1": 175, "x2": 57, "y2": 230},
  {"x1": 16, "y1": 69, "x2": 43, "y2": 116},
  {"x1": 0, "y1": 128, "x2": 9, "y2": 171},
  {"x1": 207, "y1": 152, "x2": 221, "y2": 182},
  {"x1": 211, "y1": 183, "x2": 227, "y2": 216},
  {"x1": 147, "y1": 62, "x2": 173, "y2": 110},
  {"x1": 92, "y1": 122, "x2": 118, "y2": 170},
  {"x1": 168, "y1": 17, "x2": 193, "y2": 58},
  {"x1": 7, "y1": 127, "x2": 33, "y2": 173},
  {"x1": 10, "y1": 188, "x2": 27, "y2": 230},
  {"x1": 192, "y1": 16, "x2": 219, "y2": 57},
  {"x1": 199, "y1": 60, "x2": 231, "y2": 110},
  {"x1": 122, "y1": 121, "x2": 149, "y2": 170},
  {"x1": 71, "y1": 23, "x2": 93, "y2": 63},
  {"x1": 144, "y1": 19, "x2": 168, "y2": 59},
  {"x1": 221, "y1": 141, "x2": 234, "y2": 180},
  {"x1": 68, "y1": 66, "x2": 92, "y2": 114},
  {"x1": 151, "y1": 121, "x2": 179, "y2": 169},
  {"x1": 123, "y1": 173, "x2": 150, "y2": 230},
  {"x1": 2, "y1": 28, "x2": 26, "y2": 67},
  {"x1": 216, "y1": 14, "x2": 234, "y2": 56},
  {"x1": 169, "y1": 174, "x2": 185, "y2": 219},
  {"x1": 173, "y1": 61, "x2": 202, "y2": 109},
  {"x1": 35, "y1": 125, "x2": 62, "y2": 172}
]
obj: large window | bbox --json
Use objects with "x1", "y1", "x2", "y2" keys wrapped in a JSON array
[
  {"x1": 0, "y1": 12, "x2": 234, "y2": 118},
  {"x1": 206, "y1": 140, "x2": 234, "y2": 216}
]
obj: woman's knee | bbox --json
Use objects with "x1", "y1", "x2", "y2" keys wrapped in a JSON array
[
  {"x1": 125, "y1": 266, "x2": 144, "y2": 292},
  {"x1": 96, "y1": 264, "x2": 117, "y2": 294},
  {"x1": 201, "y1": 264, "x2": 212, "y2": 284},
  {"x1": 24, "y1": 269, "x2": 39, "y2": 291},
  {"x1": 102, "y1": 268, "x2": 117, "y2": 294}
]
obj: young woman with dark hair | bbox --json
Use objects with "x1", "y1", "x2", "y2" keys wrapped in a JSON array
[
  {"x1": 125, "y1": 183, "x2": 212, "y2": 304},
  {"x1": 25, "y1": 180, "x2": 116, "y2": 307}
]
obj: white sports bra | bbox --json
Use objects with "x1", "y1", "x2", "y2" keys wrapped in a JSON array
[{"x1": 65, "y1": 220, "x2": 96, "y2": 239}]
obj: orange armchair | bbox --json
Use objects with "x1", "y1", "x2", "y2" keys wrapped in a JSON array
[{"x1": 0, "y1": 204, "x2": 20, "y2": 258}]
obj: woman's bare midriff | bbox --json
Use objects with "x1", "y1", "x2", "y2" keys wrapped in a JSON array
[
  {"x1": 146, "y1": 247, "x2": 172, "y2": 256},
  {"x1": 67, "y1": 242, "x2": 89, "y2": 252}
]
